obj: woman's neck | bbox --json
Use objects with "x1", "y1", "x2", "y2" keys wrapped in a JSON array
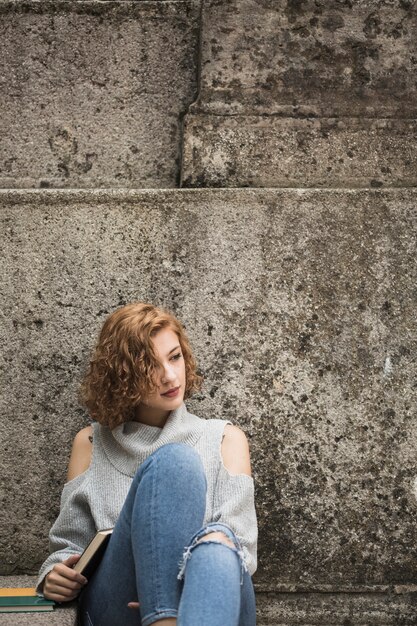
[{"x1": 133, "y1": 405, "x2": 170, "y2": 428}]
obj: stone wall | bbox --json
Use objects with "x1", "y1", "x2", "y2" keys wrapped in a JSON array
[
  {"x1": 182, "y1": 0, "x2": 417, "y2": 187},
  {"x1": 1, "y1": 0, "x2": 417, "y2": 623},
  {"x1": 1, "y1": 189, "x2": 416, "y2": 592},
  {"x1": 0, "y1": 1, "x2": 199, "y2": 189}
]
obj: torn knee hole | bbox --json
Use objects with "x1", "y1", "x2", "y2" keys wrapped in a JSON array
[{"x1": 196, "y1": 531, "x2": 235, "y2": 549}]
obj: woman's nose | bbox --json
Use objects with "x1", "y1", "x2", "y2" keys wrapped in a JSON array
[{"x1": 161, "y1": 363, "x2": 175, "y2": 384}]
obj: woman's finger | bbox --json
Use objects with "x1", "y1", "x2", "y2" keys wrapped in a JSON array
[
  {"x1": 127, "y1": 602, "x2": 140, "y2": 608},
  {"x1": 54, "y1": 563, "x2": 87, "y2": 586},
  {"x1": 47, "y1": 582, "x2": 80, "y2": 596},
  {"x1": 48, "y1": 576, "x2": 83, "y2": 592},
  {"x1": 44, "y1": 587, "x2": 79, "y2": 603}
]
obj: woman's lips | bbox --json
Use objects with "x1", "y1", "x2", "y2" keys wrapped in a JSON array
[{"x1": 161, "y1": 386, "x2": 180, "y2": 398}]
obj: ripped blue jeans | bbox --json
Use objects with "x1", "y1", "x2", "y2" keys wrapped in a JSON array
[{"x1": 78, "y1": 443, "x2": 256, "y2": 626}]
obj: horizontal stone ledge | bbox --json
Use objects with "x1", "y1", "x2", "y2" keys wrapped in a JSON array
[
  {"x1": 182, "y1": 115, "x2": 417, "y2": 188},
  {"x1": 0, "y1": 1, "x2": 194, "y2": 16},
  {"x1": 255, "y1": 590, "x2": 417, "y2": 626},
  {"x1": 191, "y1": 97, "x2": 417, "y2": 120},
  {"x1": 2, "y1": 186, "x2": 417, "y2": 204},
  {"x1": 254, "y1": 583, "x2": 417, "y2": 595}
]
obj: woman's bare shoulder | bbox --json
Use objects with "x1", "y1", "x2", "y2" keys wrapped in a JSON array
[
  {"x1": 221, "y1": 424, "x2": 252, "y2": 477},
  {"x1": 66, "y1": 425, "x2": 93, "y2": 482}
]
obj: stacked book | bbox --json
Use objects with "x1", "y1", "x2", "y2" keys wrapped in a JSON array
[{"x1": 0, "y1": 588, "x2": 55, "y2": 613}]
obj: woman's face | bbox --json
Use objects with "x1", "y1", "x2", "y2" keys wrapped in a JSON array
[{"x1": 135, "y1": 327, "x2": 186, "y2": 424}]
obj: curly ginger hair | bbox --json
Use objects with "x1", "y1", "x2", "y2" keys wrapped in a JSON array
[{"x1": 80, "y1": 303, "x2": 202, "y2": 429}]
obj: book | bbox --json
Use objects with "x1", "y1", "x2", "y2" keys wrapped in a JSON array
[
  {"x1": 0, "y1": 588, "x2": 36, "y2": 596},
  {"x1": 0, "y1": 588, "x2": 55, "y2": 613},
  {"x1": 73, "y1": 528, "x2": 113, "y2": 579}
]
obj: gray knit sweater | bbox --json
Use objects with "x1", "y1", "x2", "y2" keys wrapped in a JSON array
[{"x1": 37, "y1": 403, "x2": 258, "y2": 590}]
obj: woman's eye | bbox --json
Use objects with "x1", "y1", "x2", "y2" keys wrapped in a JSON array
[{"x1": 171, "y1": 352, "x2": 182, "y2": 361}]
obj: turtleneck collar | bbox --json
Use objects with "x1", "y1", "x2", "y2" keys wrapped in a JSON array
[{"x1": 98, "y1": 403, "x2": 205, "y2": 477}]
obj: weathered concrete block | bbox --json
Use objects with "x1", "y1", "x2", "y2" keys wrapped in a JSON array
[
  {"x1": 1, "y1": 190, "x2": 416, "y2": 599},
  {"x1": 0, "y1": 1, "x2": 199, "y2": 189},
  {"x1": 182, "y1": 115, "x2": 417, "y2": 187},
  {"x1": 195, "y1": 0, "x2": 417, "y2": 116},
  {"x1": 181, "y1": 0, "x2": 417, "y2": 187}
]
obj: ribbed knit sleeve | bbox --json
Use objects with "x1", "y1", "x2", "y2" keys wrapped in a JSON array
[
  {"x1": 212, "y1": 463, "x2": 258, "y2": 575},
  {"x1": 36, "y1": 471, "x2": 96, "y2": 593}
]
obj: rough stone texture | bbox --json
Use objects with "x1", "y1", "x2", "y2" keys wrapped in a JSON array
[
  {"x1": 1, "y1": 190, "x2": 416, "y2": 600},
  {"x1": 182, "y1": 116, "x2": 417, "y2": 187},
  {"x1": 0, "y1": 1, "x2": 199, "y2": 189},
  {"x1": 195, "y1": 0, "x2": 417, "y2": 117}
]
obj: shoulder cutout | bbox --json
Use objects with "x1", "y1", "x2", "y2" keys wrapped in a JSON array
[
  {"x1": 221, "y1": 424, "x2": 252, "y2": 477},
  {"x1": 66, "y1": 425, "x2": 93, "y2": 482}
]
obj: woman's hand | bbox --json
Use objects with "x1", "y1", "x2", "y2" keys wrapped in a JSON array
[{"x1": 43, "y1": 555, "x2": 88, "y2": 602}]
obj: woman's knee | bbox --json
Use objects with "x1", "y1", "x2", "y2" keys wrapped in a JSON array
[
  {"x1": 134, "y1": 444, "x2": 206, "y2": 491},
  {"x1": 151, "y1": 442, "x2": 200, "y2": 461},
  {"x1": 151, "y1": 443, "x2": 204, "y2": 474}
]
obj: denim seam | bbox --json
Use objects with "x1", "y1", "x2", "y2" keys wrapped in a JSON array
[
  {"x1": 151, "y1": 455, "x2": 163, "y2": 609},
  {"x1": 84, "y1": 611, "x2": 94, "y2": 626},
  {"x1": 141, "y1": 608, "x2": 178, "y2": 626}
]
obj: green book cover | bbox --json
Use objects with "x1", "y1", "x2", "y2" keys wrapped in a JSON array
[{"x1": 0, "y1": 595, "x2": 55, "y2": 613}]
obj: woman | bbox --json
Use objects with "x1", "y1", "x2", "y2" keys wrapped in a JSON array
[{"x1": 37, "y1": 302, "x2": 258, "y2": 625}]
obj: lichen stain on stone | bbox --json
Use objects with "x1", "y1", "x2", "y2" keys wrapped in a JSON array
[
  {"x1": 48, "y1": 127, "x2": 78, "y2": 157},
  {"x1": 364, "y1": 12, "x2": 382, "y2": 39},
  {"x1": 322, "y1": 13, "x2": 345, "y2": 32},
  {"x1": 285, "y1": 0, "x2": 309, "y2": 17}
]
